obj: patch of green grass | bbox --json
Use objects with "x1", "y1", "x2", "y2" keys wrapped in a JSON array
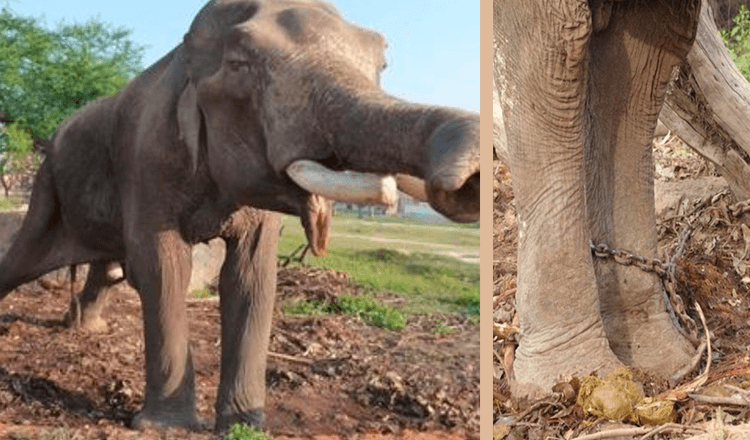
[
  {"x1": 283, "y1": 296, "x2": 406, "y2": 331},
  {"x1": 304, "y1": 248, "x2": 479, "y2": 315},
  {"x1": 336, "y1": 295, "x2": 406, "y2": 331},
  {"x1": 281, "y1": 214, "x2": 479, "y2": 253},
  {"x1": 191, "y1": 285, "x2": 214, "y2": 299},
  {"x1": 225, "y1": 423, "x2": 268, "y2": 440},
  {"x1": 0, "y1": 196, "x2": 24, "y2": 211},
  {"x1": 278, "y1": 213, "x2": 479, "y2": 317},
  {"x1": 283, "y1": 299, "x2": 332, "y2": 316},
  {"x1": 433, "y1": 320, "x2": 453, "y2": 336},
  {"x1": 330, "y1": 215, "x2": 479, "y2": 247}
]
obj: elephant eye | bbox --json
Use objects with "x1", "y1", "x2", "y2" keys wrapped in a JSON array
[{"x1": 227, "y1": 60, "x2": 250, "y2": 73}]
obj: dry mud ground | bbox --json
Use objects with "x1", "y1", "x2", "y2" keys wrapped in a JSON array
[
  {"x1": 0, "y1": 266, "x2": 478, "y2": 440},
  {"x1": 494, "y1": 139, "x2": 750, "y2": 439}
]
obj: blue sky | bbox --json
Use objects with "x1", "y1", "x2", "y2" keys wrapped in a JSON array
[{"x1": 4, "y1": 0, "x2": 479, "y2": 112}]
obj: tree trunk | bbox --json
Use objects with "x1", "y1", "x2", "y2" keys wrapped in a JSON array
[
  {"x1": 662, "y1": 0, "x2": 750, "y2": 201},
  {"x1": 0, "y1": 175, "x2": 10, "y2": 198}
]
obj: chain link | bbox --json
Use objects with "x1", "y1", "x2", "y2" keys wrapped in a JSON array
[
  {"x1": 730, "y1": 199, "x2": 750, "y2": 217},
  {"x1": 589, "y1": 241, "x2": 700, "y2": 346},
  {"x1": 705, "y1": 191, "x2": 750, "y2": 217},
  {"x1": 583, "y1": 192, "x2": 750, "y2": 348}
]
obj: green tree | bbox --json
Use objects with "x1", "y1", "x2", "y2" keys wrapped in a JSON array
[
  {"x1": 721, "y1": 4, "x2": 750, "y2": 81},
  {"x1": 0, "y1": 8, "x2": 145, "y2": 140},
  {"x1": 0, "y1": 8, "x2": 144, "y2": 193}
]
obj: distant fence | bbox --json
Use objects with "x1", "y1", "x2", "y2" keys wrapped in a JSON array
[{"x1": 334, "y1": 196, "x2": 450, "y2": 224}]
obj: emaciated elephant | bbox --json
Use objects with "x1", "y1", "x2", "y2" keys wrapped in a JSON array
[
  {"x1": 0, "y1": 0, "x2": 479, "y2": 431},
  {"x1": 495, "y1": 0, "x2": 700, "y2": 395}
]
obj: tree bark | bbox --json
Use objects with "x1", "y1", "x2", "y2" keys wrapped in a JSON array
[
  {"x1": 0, "y1": 175, "x2": 10, "y2": 198},
  {"x1": 662, "y1": 0, "x2": 750, "y2": 201}
]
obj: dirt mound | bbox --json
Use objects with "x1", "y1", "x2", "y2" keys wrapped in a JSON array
[
  {"x1": 494, "y1": 140, "x2": 750, "y2": 439},
  {"x1": 0, "y1": 266, "x2": 478, "y2": 439}
]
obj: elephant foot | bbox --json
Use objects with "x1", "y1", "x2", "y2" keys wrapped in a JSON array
[
  {"x1": 68, "y1": 314, "x2": 108, "y2": 333},
  {"x1": 64, "y1": 307, "x2": 108, "y2": 333},
  {"x1": 603, "y1": 307, "x2": 694, "y2": 375},
  {"x1": 131, "y1": 408, "x2": 205, "y2": 431},
  {"x1": 215, "y1": 409, "x2": 265, "y2": 433},
  {"x1": 80, "y1": 315, "x2": 109, "y2": 333},
  {"x1": 512, "y1": 326, "x2": 622, "y2": 400}
]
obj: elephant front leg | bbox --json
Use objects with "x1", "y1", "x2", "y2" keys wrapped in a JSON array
[
  {"x1": 126, "y1": 230, "x2": 199, "y2": 430},
  {"x1": 214, "y1": 209, "x2": 281, "y2": 432},
  {"x1": 495, "y1": 0, "x2": 621, "y2": 395},
  {"x1": 586, "y1": 1, "x2": 699, "y2": 373}
]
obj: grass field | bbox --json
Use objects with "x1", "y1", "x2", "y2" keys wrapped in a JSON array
[
  {"x1": 0, "y1": 195, "x2": 25, "y2": 211},
  {"x1": 279, "y1": 212, "x2": 480, "y2": 317},
  {"x1": 0, "y1": 197, "x2": 479, "y2": 320}
]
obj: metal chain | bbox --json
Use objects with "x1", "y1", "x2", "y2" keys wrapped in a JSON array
[
  {"x1": 705, "y1": 190, "x2": 750, "y2": 217},
  {"x1": 584, "y1": 190, "x2": 750, "y2": 347},
  {"x1": 589, "y1": 241, "x2": 700, "y2": 346},
  {"x1": 730, "y1": 199, "x2": 750, "y2": 217}
]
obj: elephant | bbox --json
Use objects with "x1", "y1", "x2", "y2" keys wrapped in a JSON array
[
  {"x1": 64, "y1": 261, "x2": 126, "y2": 332},
  {"x1": 0, "y1": 0, "x2": 480, "y2": 431},
  {"x1": 494, "y1": 0, "x2": 701, "y2": 396}
]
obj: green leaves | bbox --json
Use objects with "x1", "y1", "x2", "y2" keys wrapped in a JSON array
[
  {"x1": 721, "y1": 5, "x2": 750, "y2": 82},
  {"x1": 0, "y1": 122, "x2": 32, "y2": 178},
  {"x1": 0, "y1": 8, "x2": 145, "y2": 141},
  {"x1": 336, "y1": 295, "x2": 407, "y2": 331},
  {"x1": 224, "y1": 423, "x2": 268, "y2": 440}
]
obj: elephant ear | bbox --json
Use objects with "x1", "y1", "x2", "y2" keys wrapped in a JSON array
[{"x1": 177, "y1": 82, "x2": 202, "y2": 173}]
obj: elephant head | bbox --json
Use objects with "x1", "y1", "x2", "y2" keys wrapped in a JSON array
[{"x1": 174, "y1": 0, "x2": 479, "y2": 251}]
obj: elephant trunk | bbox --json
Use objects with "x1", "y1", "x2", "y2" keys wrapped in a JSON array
[
  {"x1": 319, "y1": 92, "x2": 480, "y2": 223},
  {"x1": 422, "y1": 115, "x2": 480, "y2": 223}
]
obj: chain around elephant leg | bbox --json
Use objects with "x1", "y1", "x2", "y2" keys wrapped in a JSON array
[{"x1": 590, "y1": 240, "x2": 700, "y2": 346}]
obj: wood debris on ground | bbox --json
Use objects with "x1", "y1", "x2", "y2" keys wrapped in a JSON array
[{"x1": 494, "y1": 142, "x2": 750, "y2": 439}]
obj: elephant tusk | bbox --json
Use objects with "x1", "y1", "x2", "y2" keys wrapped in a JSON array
[
  {"x1": 286, "y1": 160, "x2": 398, "y2": 207},
  {"x1": 395, "y1": 174, "x2": 428, "y2": 202}
]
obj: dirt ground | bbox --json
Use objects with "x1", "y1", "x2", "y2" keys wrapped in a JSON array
[
  {"x1": 0, "y1": 265, "x2": 478, "y2": 440},
  {"x1": 494, "y1": 137, "x2": 750, "y2": 439}
]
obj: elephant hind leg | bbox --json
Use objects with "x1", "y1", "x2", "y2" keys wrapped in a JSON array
[
  {"x1": 65, "y1": 261, "x2": 124, "y2": 333},
  {"x1": 0, "y1": 161, "x2": 109, "y2": 300}
]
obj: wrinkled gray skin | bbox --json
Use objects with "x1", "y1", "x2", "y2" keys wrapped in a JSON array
[
  {"x1": 495, "y1": 0, "x2": 700, "y2": 395},
  {"x1": 0, "y1": 0, "x2": 479, "y2": 431}
]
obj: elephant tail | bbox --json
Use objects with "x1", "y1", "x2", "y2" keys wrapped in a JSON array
[{"x1": 0, "y1": 159, "x2": 65, "y2": 299}]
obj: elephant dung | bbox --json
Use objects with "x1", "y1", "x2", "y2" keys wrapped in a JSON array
[
  {"x1": 633, "y1": 397, "x2": 676, "y2": 426},
  {"x1": 577, "y1": 368, "x2": 642, "y2": 422},
  {"x1": 576, "y1": 367, "x2": 676, "y2": 425}
]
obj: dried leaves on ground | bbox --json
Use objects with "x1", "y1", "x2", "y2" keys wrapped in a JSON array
[
  {"x1": 0, "y1": 266, "x2": 478, "y2": 440},
  {"x1": 494, "y1": 139, "x2": 750, "y2": 439}
]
